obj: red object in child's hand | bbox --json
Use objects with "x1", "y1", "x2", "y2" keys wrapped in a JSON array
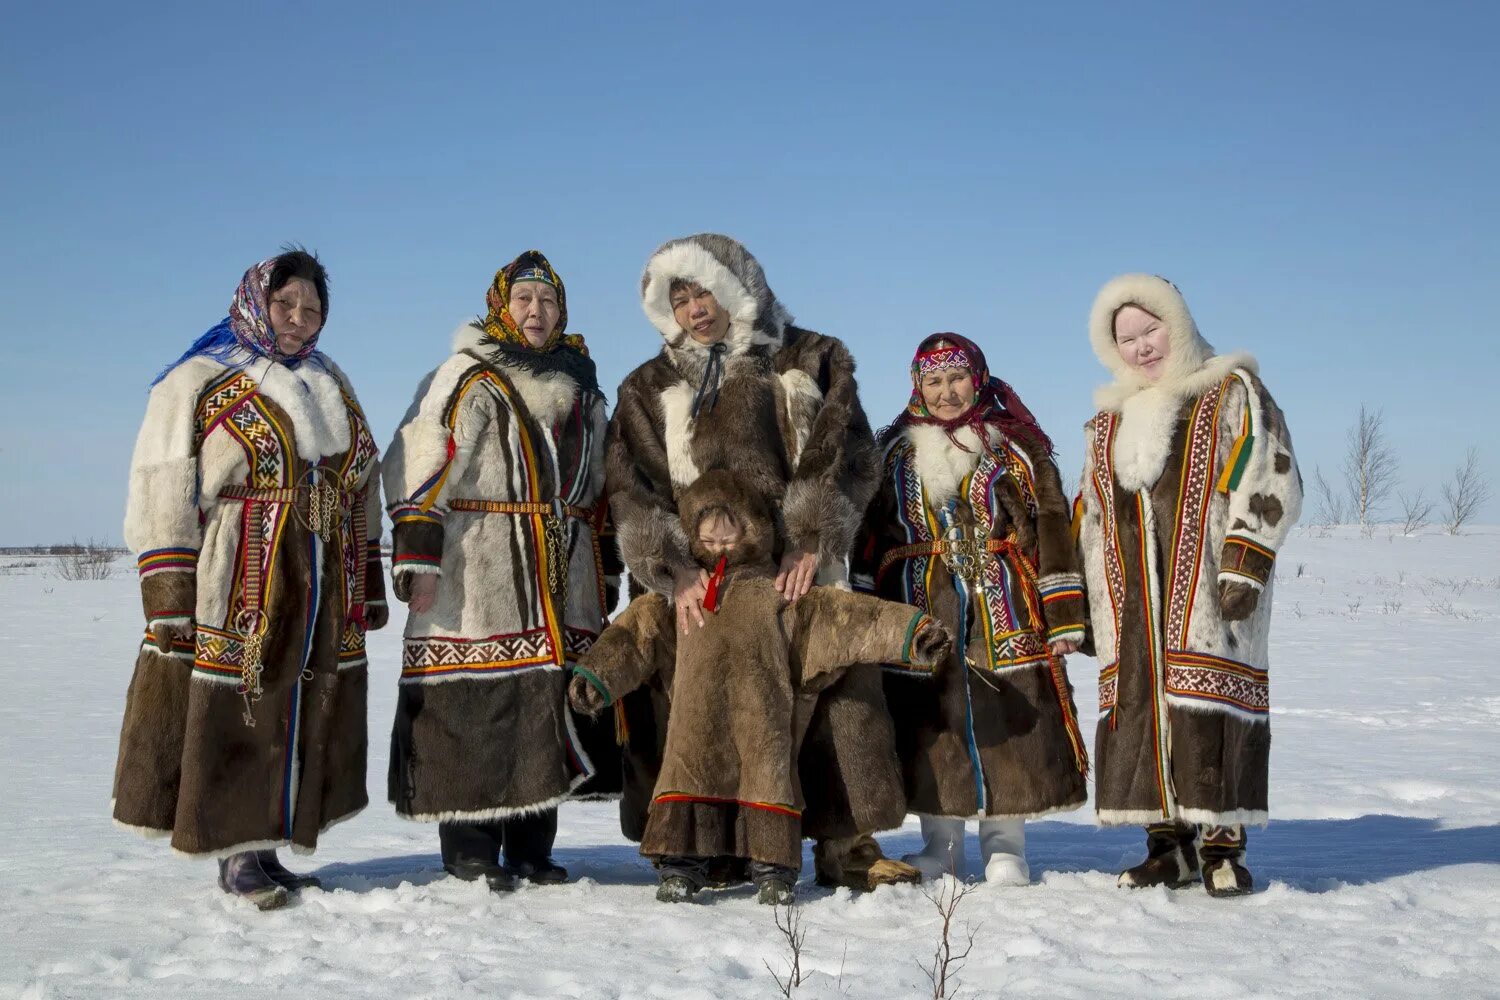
[{"x1": 702, "y1": 556, "x2": 728, "y2": 613}]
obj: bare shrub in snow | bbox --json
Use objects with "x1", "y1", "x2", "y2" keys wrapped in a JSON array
[
  {"x1": 53, "y1": 539, "x2": 118, "y2": 581},
  {"x1": 1311, "y1": 467, "x2": 1346, "y2": 528},
  {"x1": 1397, "y1": 489, "x2": 1434, "y2": 536},
  {"x1": 919, "y1": 876, "x2": 979, "y2": 999},
  {"x1": 1441, "y1": 448, "x2": 1492, "y2": 536},
  {"x1": 1341, "y1": 406, "x2": 1398, "y2": 535},
  {"x1": 764, "y1": 901, "x2": 807, "y2": 997},
  {"x1": 1381, "y1": 599, "x2": 1403, "y2": 615}
]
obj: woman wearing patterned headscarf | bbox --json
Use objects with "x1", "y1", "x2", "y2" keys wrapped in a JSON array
[
  {"x1": 114, "y1": 249, "x2": 386, "y2": 910},
  {"x1": 382, "y1": 250, "x2": 621, "y2": 892},
  {"x1": 852, "y1": 333, "x2": 1088, "y2": 884}
]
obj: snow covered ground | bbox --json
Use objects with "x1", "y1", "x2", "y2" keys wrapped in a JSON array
[{"x1": 2, "y1": 529, "x2": 1498, "y2": 999}]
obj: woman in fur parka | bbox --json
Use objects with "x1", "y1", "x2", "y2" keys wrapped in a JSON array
[
  {"x1": 606, "y1": 233, "x2": 919, "y2": 890},
  {"x1": 114, "y1": 250, "x2": 385, "y2": 911},
  {"x1": 1077, "y1": 274, "x2": 1302, "y2": 897},
  {"x1": 382, "y1": 251, "x2": 622, "y2": 892},
  {"x1": 571, "y1": 471, "x2": 952, "y2": 904},
  {"x1": 853, "y1": 334, "x2": 1089, "y2": 885}
]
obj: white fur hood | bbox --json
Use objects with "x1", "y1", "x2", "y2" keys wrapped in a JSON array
[
  {"x1": 1087, "y1": 273, "x2": 1258, "y2": 414},
  {"x1": 639, "y1": 233, "x2": 794, "y2": 361}
]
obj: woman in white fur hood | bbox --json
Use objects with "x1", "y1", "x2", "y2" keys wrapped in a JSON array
[
  {"x1": 852, "y1": 333, "x2": 1089, "y2": 885},
  {"x1": 114, "y1": 249, "x2": 386, "y2": 910},
  {"x1": 1076, "y1": 274, "x2": 1302, "y2": 898},
  {"x1": 381, "y1": 250, "x2": 621, "y2": 893}
]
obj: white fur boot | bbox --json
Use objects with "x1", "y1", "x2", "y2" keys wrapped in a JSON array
[
  {"x1": 902, "y1": 816, "x2": 967, "y2": 880},
  {"x1": 979, "y1": 818, "x2": 1030, "y2": 885}
]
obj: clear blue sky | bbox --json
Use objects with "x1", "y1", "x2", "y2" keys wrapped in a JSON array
[{"x1": 2, "y1": 1, "x2": 1496, "y2": 545}]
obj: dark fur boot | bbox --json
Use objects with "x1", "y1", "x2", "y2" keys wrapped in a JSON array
[
  {"x1": 218, "y1": 852, "x2": 290, "y2": 911},
  {"x1": 256, "y1": 850, "x2": 322, "y2": 891},
  {"x1": 1117, "y1": 823, "x2": 1200, "y2": 889},
  {"x1": 1201, "y1": 826, "x2": 1252, "y2": 898}
]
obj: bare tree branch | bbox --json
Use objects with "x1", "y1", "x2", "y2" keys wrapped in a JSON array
[
  {"x1": 1341, "y1": 405, "x2": 1399, "y2": 534},
  {"x1": 918, "y1": 876, "x2": 980, "y2": 999},
  {"x1": 1441, "y1": 448, "x2": 1492, "y2": 535},
  {"x1": 763, "y1": 901, "x2": 807, "y2": 997},
  {"x1": 1397, "y1": 488, "x2": 1434, "y2": 536},
  {"x1": 1311, "y1": 466, "x2": 1345, "y2": 527}
]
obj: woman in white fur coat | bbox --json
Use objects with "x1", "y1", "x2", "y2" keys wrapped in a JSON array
[
  {"x1": 852, "y1": 333, "x2": 1089, "y2": 885},
  {"x1": 382, "y1": 250, "x2": 620, "y2": 892},
  {"x1": 114, "y1": 249, "x2": 386, "y2": 911},
  {"x1": 1076, "y1": 274, "x2": 1302, "y2": 897}
]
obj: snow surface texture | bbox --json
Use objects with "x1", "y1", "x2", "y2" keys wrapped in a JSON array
[{"x1": 2, "y1": 529, "x2": 1498, "y2": 999}]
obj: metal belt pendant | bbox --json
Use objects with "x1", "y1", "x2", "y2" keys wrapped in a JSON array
[
  {"x1": 300, "y1": 465, "x2": 348, "y2": 541},
  {"x1": 544, "y1": 499, "x2": 569, "y2": 595}
]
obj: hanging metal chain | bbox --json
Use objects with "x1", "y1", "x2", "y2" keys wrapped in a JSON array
[
  {"x1": 543, "y1": 500, "x2": 570, "y2": 595},
  {"x1": 234, "y1": 607, "x2": 267, "y2": 727}
]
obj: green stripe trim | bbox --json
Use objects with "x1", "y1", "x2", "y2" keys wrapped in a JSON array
[
  {"x1": 570, "y1": 663, "x2": 613, "y2": 706},
  {"x1": 1224, "y1": 432, "x2": 1254, "y2": 492},
  {"x1": 901, "y1": 612, "x2": 926, "y2": 663}
]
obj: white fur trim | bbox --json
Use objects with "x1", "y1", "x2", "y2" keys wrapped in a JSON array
[
  {"x1": 392, "y1": 563, "x2": 442, "y2": 577},
  {"x1": 112, "y1": 816, "x2": 172, "y2": 840},
  {"x1": 779, "y1": 368, "x2": 824, "y2": 468},
  {"x1": 244, "y1": 353, "x2": 352, "y2": 461},
  {"x1": 918, "y1": 801, "x2": 1086, "y2": 823},
  {"x1": 1165, "y1": 694, "x2": 1271, "y2": 724},
  {"x1": 1095, "y1": 808, "x2": 1176, "y2": 827},
  {"x1": 1177, "y1": 807, "x2": 1269, "y2": 828},
  {"x1": 169, "y1": 837, "x2": 291, "y2": 860},
  {"x1": 395, "y1": 661, "x2": 561, "y2": 686},
  {"x1": 641, "y1": 242, "x2": 776, "y2": 356},
  {"x1": 1217, "y1": 569, "x2": 1265, "y2": 591},
  {"x1": 903, "y1": 424, "x2": 991, "y2": 505},
  {"x1": 394, "y1": 792, "x2": 571, "y2": 824},
  {"x1": 658, "y1": 381, "x2": 701, "y2": 488}
]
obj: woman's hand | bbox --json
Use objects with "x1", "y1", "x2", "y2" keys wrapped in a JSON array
[
  {"x1": 363, "y1": 602, "x2": 389, "y2": 632},
  {"x1": 568, "y1": 673, "x2": 607, "y2": 717},
  {"x1": 673, "y1": 566, "x2": 710, "y2": 634},
  {"x1": 1048, "y1": 638, "x2": 1080, "y2": 656},
  {"x1": 408, "y1": 574, "x2": 438, "y2": 614},
  {"x1": 151, "y1": 620, "x2": 194, "y2": 654},
  {"x1": 775, "y1": 549, "x2": 819, "y2": 603}
]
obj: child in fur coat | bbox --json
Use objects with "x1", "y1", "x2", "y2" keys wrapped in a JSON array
[{"x1": 569, "y1": 470, "x2": 952, "y2": 904}]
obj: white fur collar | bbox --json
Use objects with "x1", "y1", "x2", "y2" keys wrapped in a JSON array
[
  {"x1": 903, "y1": 424, "x2": 997, "y2": 505},
  {"x1": 449, "y1": 321, "x2": 579, "y2": 426},
  {"x1": 240, "y1": 352, "x2": 351, "y2": 461},
  {"x1": 1104, "y1": 353, "x2": 1258, "y2": 490}
]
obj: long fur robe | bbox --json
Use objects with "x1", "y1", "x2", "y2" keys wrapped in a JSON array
[
  {"x1": 113, "y1": 352, "x2": 383, "y2": 857},
  {"x1": 1077, "y1": 274, "x2": 1303, "y2": 827},
  {"x1": 854, "y1": 422, "x2": 1089, "y2": 820},
  {"x1": 381, "y1": 324, "x2": 617, "y2": 822},
  {"x1": 606, "y1": 233, "x2": 906, "y2": 842},
  {"x1": 574, "y1": 472, "x2": 950, "y2": 870}
]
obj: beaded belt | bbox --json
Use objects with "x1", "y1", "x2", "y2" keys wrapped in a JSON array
[
  {"x1": 447, "y1": 498, "x2": 596, "y2": 594},
  {"x1": 217, "y1": 467, "x2": 366, "y2": 726}
]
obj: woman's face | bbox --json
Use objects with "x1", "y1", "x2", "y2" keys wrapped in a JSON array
[
  {"x1": 268, "y1": 277, "x2": 323, "y2": 355},
  {"x1": 1113, "y1": 304, "x2": 1171, "y2": 380},
  {"x1": 920, "y1": 365, "x2": 977, "y2": 420},
  {"x1": 509, "y1": 282, "x2": 561, "y2": 347},
  {"x1": 670, "y1": 282, "x2": 731, "y2": 345}
]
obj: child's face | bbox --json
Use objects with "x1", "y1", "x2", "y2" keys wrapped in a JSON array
[{"x1": 697, "y1": 512, "x2": 742, "y2": 558}]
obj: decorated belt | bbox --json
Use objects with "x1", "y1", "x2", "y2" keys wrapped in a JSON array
[
  {"x1": 878, "y1": 536, "x2": 1024, "y2": 584},
  {"x1": 447, "y1": 498, "x2": 595, "y2": 521},
  {"x1": 447, "y1": 498, "x2": 595, "y2": 595},
  {"x1": 217, "y1": 468, "x2": 367, "y2": 726}
]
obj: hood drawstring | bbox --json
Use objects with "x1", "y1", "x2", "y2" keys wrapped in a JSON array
[{"x1": 690, "y1": 342, "x2": 727, "y2": 417}]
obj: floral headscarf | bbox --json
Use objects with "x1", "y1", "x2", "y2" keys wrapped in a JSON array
[
  {"x1": 885, "y1": 332, "x2": 1054, "y2": 455},
  {"x1": 151, "y1": 253, "x2": 326, "y2": 386},
  {"x1": 481, "y1": 249, "x2": 588, "y2": 356}
]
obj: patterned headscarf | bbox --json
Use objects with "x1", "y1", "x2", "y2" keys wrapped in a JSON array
[
  {"x1": 886, "y1": 332, "x2": 1054, "y2": 455},
  {"x1": 482, "y1": 249, "x2": 588, "y2": 356},
  {"x1": 150, "y1": 253, "x2": 325, "y2": 386},
  {"x1": 229, "y1": 257, "x2": 324, "y2": 363}
]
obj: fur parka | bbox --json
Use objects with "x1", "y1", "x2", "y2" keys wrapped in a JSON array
[
  {"x1": 605, "y1": 234, "x2": 907, "y2": 842},
  {"x1": 113, "y1": 352, "x2": 383, "y2": 857},
  {"x1": 853, "y1": 422, "x2": 1090, "y2": 820},
  {"x1": 1077, "y1": 275, "x2": 1303, "y2": 827},
  {"x1": 572, "y1": 472, "x2": 951, "y2": 870},
  {"x1": 381, "y1": 323, "x2": 620, "y2": 822}
]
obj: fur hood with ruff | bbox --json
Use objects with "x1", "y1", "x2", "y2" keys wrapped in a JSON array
[
  {"x1": 1087, "y1": 274, "x2": 1257, "y2": 414},
  {"x1": 639, "y1": 234, "x2": 794, "y2": 371}
]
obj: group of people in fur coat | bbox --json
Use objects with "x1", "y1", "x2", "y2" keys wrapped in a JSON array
[{"x1": 113, "y1": 235, "x2": 1301, "y2": 911}]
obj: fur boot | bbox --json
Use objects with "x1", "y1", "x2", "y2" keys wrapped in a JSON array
[
  {"x1": 903, "y1": 816, "x2": 966, "y2": 880},
  {"x1": 979, "y1": 818, "x2": 1029, "y2": 885},
  {"x1": 816, "y1": 833, "x2": 922, "y2": 890},
  {"x1": 1117, "y1": 823, "x2": 1200, "y2": 889},
  {"x1": 217, "y1": 852, "x2": 290, "y2": 911}
]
